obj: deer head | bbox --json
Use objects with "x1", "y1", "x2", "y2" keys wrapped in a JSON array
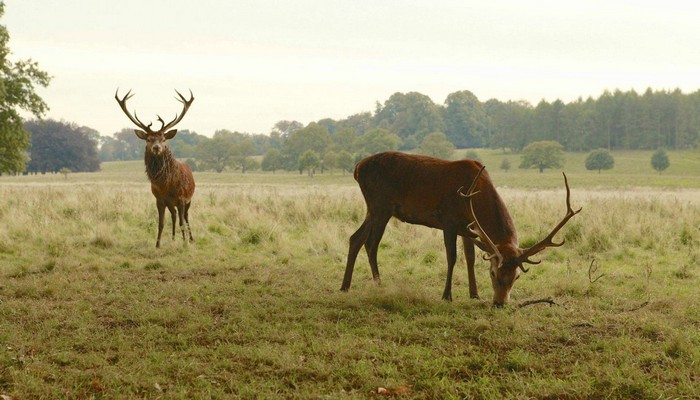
[
  {"x1": 459, "y1": 167, "x2": 581, "y2": 306},
  {"x1": 115, "y1": 89, "x2": 194, "y2": 156}
]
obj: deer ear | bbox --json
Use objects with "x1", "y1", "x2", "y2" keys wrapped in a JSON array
[
  {"x1": 164, "y1": 129, "x2": 177, "y2": 139},
  {"x1": 134, "y1": 130, "x2": 148, "y2": 140}
]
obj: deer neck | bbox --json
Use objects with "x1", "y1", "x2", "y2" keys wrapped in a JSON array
[{"x1": 144, "y1": 149, "x2": 177, "y2": 184}]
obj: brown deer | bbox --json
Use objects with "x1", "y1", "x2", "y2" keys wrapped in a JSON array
[
  {"x1": 340, "y1": 151, "x2": 581, "y2": 306},
  {"x1": 115, "y1": 89, "x2": 196, "y2": 248}
]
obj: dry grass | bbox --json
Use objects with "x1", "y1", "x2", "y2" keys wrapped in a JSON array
[{"x1": 0, "y1": 166, "x2": 699, "y2": 399}]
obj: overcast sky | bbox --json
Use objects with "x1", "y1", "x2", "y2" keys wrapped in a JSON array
[{"x1": 5, "y1": 0, "x2": 700, "y2": 137}]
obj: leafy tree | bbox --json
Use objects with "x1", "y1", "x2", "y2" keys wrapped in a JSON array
[
  {"x1": 336, "y1": 150, "x2": 354, "y2": 175},
  {"x1": 298, "y1": 150, "x2": 320, "y2": 176},
  {"x1": 464, "y1": 150, "x2": 481, "y2": 162},
  {"x1": 283, "y1": 123, "x2": 331, "y2": 170},
  {"x1": 323, "y1": 150, "x2": 337, "y2": 174},
  {"x1": 443, "y1": 90, "x2": 488, "y2": 148},
  {"x1": 585, "y1": 148, "x2": 615, "y2": 173},
  {"x1": 272, "y1": 120, "x2": 303, "y2": 139},
  {"x1": 25, "y1": 119, "x2": 100, "y2": 173},
  {"x1": 59, "y1": 167, "x2": 71, "y2": 180},
  {"x1": 500, "y1": 158, "x2": 511, "y2": 172},
  {"x1": 374, "y1": 92, "x2": 444, "y2": 147},
  {"x1": 195, "y1": 137, "x2": 235, "y2": 172},
  {"x1": 331, "y1": 127, "x2": 358, "y2": 152},
  {"x1": 417, "y1": 132, "x2": 455, "y2": 159},
  {"x1": 355, "y1": 128, "x2": 401, "y2": 157},
  {"x1": 231, "y1": 138, "x2": 256, "y2": 173},
  {"x1": 262, "y1": 148, "x2": 284, "y2": 173},
  {"x1": 0, "y1": 3, "x2": 51, "y2": 174},
  {"x1": 651, "y1": 148, "x2": 670, "y2": 173},
  {"x1": 519, "y1": 140, "x2": 564, "y2": 173}
]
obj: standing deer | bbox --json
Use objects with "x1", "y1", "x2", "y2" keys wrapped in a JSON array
[
  {"x1": 340, "y1": 151, "x2": 581, "y2": 306},
  {"x1": 115, "y1": 89, "x2": 196, "y2": 248}
]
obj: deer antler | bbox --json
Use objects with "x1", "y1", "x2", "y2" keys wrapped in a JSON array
[
  {"x1": 160, "y1": 90, "x2": 194, "y2": 132},
  {"x1": 517, "y1": 172, "x2": 582, "y2": 264},
  {"x1": 114, "y1": 89, "x2": 153, "y2": 133},
  {"x1": 458, "y1": 166, "x2": 503, "y2": 266}
]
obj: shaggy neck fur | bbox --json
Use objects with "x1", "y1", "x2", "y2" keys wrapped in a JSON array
[{"x1": 144, "y1": 149, "x2": 177, "y2": 185}]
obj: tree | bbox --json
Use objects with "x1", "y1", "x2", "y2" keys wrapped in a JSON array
[
  {"x1": 500, "y1": 158, "x2": 511, "y2": 172},
  {"x1": 0, "y1": 3, "x2": 51, "y2": 174},
  {"x1": 585, "y1": 148, "x2": 615, "y2": 173},
  {"x1": 519, "y1": 140, "x2": 564, "y2": 173},
  {"x1": 261, "y1": 148, "x2": 284, "y2": 173},
  {"x1": 443, "y1": 90, "x2": 488, "y2": 148},
  {"x1": 25, "y1": 119, "x2": 100, "y2": 173},
  {"x1": 283, "y1": 123, "x2": 331, "y2": 170},
  {"x1": 195, "y1": 137, "x2": 235, "y2": 172},
  {"x1": 651, "y1": 148, "x2": 670, "y2": 173},
  {"x1": 464, "y1": 150, "x2": 481, "y2": 162},
  {"x1": 230, "y1": 138, "x2": 256, "y2": 173},
  {"x1": 323, "y1": 150, "x2": 338, "y2": 174},
  {"x1": 417, "y1": 132, "x2": 455, "y2": 159},
  {"x1": 374, "y1": 92, "x2": 444, "y2": 147},
  {"x1": 336, "y1": 150, "x2": 354, "y2": 175},
  {"x1": 354, "y1": 128, "x2": 401, "y2": 157},
  {"x1": 298, "y1": 150, "x2": 320, "y2": 176}
]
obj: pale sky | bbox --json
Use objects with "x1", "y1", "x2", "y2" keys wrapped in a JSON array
[{"x1": 5, "y1": 0, "x2": 700, "y2": 137}]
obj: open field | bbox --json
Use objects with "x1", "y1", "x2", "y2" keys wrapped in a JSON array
[{"x1": 1, "y1": 152, "x2": 699, "y2": 398}]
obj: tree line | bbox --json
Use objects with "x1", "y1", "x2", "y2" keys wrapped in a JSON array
[{"x1": 14, "y1": 87, "x2": 700, "y2": 175}]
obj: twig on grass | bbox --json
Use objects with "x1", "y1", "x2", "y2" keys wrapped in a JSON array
[
  {"x1": 516, "y1": 297, "x2": 566, "y2": 309},
  {"x1": 624, "y1": 300, "x2": 649, "y2": 312}
]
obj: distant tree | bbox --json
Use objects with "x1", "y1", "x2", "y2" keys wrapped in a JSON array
[
  {"x1": 355, "y1": 128, "x2": 401, "y2": 157},
  {"x1": 262, "y1": 148, "x2": 284, "y2": 173},
  {"x1": 651, "y1": 148, "x2": 670, "y2": 173},
  {"x1": 272, "y1": 120, "x2": 303, "y2": 139},
  {"x1": 374, "y1": 92, "x2": 444, "y2": 147},
  {"x1": 417, "y1": 132, "x2": 455, "y2": 159},
  {"x1": 298, "y1": 150, "x2": 320, "y2": 176},
  {"x1": 519, "y1": 140, "x2": 564, "y2": 173},
  {"x1": 585, "y1": 148, "x2": 615, "y2": 173},
  {"x1": 0, "y1": 3, "x2": 51, "y2": 174},
  {"x1": 464, "y1": 150, "x2": 481, "y2": 162},
  {"x1": 323, "y1": 150, "x2": 338, "y2": 174},
  {"x1": 443, "y1": 90, "x2": 488, "y2": 148},
  {"x1": 25, "y1": 119, "x2": 101, "y2": 173},
  {"x1": 231, "y1": 138, "x2": 256, "y2": 173},
  {"x1": 500, "y1": 158, "x2": 511, "y2": 172},
  {"x1": 195, "y1": 137, "x2": 235, "y2": 172},
  {"x1": 283, "y1": 123, "x2": 331, "y2": 170},
  {"x1": 59, "y1": 167, "x2": 71, "y2": 179},
  {"x1": 336, "y1": 150, "x2": 355, "y2": 175}
]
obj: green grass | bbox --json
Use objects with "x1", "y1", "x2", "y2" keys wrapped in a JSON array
[{"x1": 0, "y1": 152, "x2": 699, "y2": 399}]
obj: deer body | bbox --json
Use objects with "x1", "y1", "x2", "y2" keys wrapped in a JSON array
[
  {"x1": 115, "y1": 89, "x2": 196, "y2": 248},
  {"x1": 341, "y1": 151, "x2": 580, "y2": 306}
]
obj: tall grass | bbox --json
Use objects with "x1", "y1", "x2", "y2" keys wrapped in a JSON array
[{"x1": 0, "y1": 158, "x2": 699, "y2": 399}]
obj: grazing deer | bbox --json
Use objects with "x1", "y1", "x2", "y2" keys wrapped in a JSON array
[
  {"x1": 115, "y1": 89, "x2": 196, "y2": 248},
  {"x1": 340, "y1": 151, "x2": 580, "y2": 306}
]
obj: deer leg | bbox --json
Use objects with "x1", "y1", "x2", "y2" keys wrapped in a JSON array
[
  {"x1": 176, "y1": 202, "x2": 186, "y2": 242},
  {"x1": 167, "y1": 205, "x2": 177, "y2": 240},
  {"x1": 156, "y1": 201, "x2": 166, "y2": 248},
  {"x1": 462, "y1": 236, "x2": 479, "y2": 299},
  {"x1": 184, "y1": 201, "x2": 193, "y2": 242},
  {"x1": 341, "y1": 219, "x2": 370, "y2": 292},
  {"x1": 364, "y1": 214, "x2": 391, "y2": 285},
  {"x1": 442, "y1": 228, "x2": 458, "y2": 301}
]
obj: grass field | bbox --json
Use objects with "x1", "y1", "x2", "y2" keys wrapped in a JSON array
[{"x1": 1, "y1": 150, "x2": 699, "y2": 399}]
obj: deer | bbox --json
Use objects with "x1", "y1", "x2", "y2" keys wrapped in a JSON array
[
  {"x1": 340, "y1": 151, "x2": 581, "y2": 306},
  {"x1": 115, "y1": 89, "x2": 196, "y2": 248}
]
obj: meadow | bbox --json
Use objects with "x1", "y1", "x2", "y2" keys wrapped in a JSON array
[{"x1": 0, "y1": 149, "x2": 699, "y2": 399}]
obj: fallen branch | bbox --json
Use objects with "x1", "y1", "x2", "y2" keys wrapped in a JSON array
[
  {"x1": 516, "y1": 297, "x2": 565, "y2": 309},
  {"x1": 624, "y1": 300, "x2": 649, "y2": 312}
]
